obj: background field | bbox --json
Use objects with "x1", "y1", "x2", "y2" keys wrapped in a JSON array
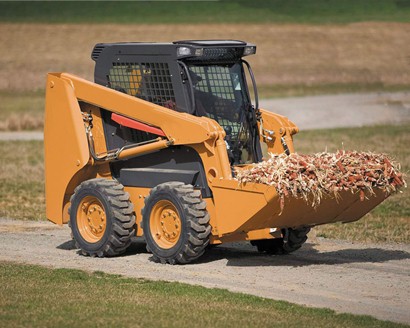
[
  {"x1": 1, "y1": 1, "x2": 410, "y2": 130},
  {"x1": 1, "y1": 22, "x2": 410, "y2": 130},
  {"x1": 1, "y1": 23, "x2": 409, "y2": 93},
  {"x1": 2, "y1": 0, "x2": 410, "y2": 108}
]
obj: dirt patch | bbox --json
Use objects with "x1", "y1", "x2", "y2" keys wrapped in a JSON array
[
  {"x1": 1, "y1": 218, "x2": 409, "y2": 324},
  {"x1": 1, "y1": 22, "x2": 410, "y2": 91}
]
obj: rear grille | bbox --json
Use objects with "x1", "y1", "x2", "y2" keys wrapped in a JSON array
[{"x1": 91, "y1": 45, "x2": 105, "y2": 61}]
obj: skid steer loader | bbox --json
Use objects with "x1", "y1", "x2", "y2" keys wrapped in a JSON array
[{"x1": 45, "y1": 40, "x2": 388, "y2": 264}]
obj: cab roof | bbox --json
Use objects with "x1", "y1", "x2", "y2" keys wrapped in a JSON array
[{"x1": 91, "y1": 40, "x2": 255, "y2": 62}]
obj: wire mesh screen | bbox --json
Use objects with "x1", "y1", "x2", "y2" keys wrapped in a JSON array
[
  {"x1": 108, "y1": 62, "x2": 176, "y2": 109},
  {"x1": 192, "y1": 66, "x2": 235, "y2": 100},
  {"x1": 190, "y1": 65, "x2": 242, "y2": 138}
]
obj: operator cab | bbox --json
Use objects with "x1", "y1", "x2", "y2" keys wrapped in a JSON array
[{"x1": 92, "y1": 40, "x2": 262, "y2": 165}]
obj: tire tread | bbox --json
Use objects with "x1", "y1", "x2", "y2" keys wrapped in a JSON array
[
  {"x1": 69, "y1": 178, "x2": 135, "y2": 258},
  {"x1": 142, "y1": 182, "x2": 210, "y2": 265}
]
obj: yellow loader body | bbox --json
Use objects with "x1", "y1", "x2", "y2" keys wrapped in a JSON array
[
  {"x1": 45, "y1": 73, "x2": 386, "y2": 242},
  {"x1": 44, "y1": 40, "x2": 389, "y2": 264}
]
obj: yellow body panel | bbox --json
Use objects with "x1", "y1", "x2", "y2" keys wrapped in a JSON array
[
  {"x1": 60, "y1": 73, "x2": 222, "y2": 147},
  {"x1": 45, "y1": 72, "x2": 388, "y2": 243},
  {"x1": 44, "y1": 74, "x2": 90, "y2": 224}
]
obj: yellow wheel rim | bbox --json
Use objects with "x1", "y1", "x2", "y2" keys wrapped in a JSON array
[
  {"x1": 76, "y1": 196, "x2": 107, "y2": 243},
  {"x1": 150, "y1": 200, "x2": 182, "y2": 249}
]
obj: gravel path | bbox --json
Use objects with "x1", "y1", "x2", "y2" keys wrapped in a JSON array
[
  {"x1": 1, "y1": 218, "x2": 409, "y2": 324},
  {"x1": 260, "y1": 91, "x2": 410, "y2": 130},
  {"x1": 0, "y1": 131, "x2": 43, "y2": 141}
]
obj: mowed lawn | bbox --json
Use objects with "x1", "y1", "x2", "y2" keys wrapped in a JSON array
[
  {"x1": 0, "y1": 124, "x2": 408, "y2": 243},
  {"x1": 0, "y1": 262, "x2": 406, "y2": 328}
]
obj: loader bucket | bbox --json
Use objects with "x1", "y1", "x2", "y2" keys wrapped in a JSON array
[{"x1": 211, "y1": 179, "x2": 388, "y2": 237}]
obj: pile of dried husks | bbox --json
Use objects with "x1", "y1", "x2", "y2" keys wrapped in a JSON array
[{"x1": 235, "y1": 151, "x2": 406, "y2": 210}]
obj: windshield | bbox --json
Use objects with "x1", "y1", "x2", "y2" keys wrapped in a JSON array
[{"x1": 188, "y1": 62, "x2": 256, "y2": 164}]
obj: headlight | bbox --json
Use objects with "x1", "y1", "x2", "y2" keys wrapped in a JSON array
[
  {"x1": 243, "y1": 46, "x2": 256, "y2": 56},
  {"x1": 177, "y1": 47, "x2": 192, "y2": 56}
]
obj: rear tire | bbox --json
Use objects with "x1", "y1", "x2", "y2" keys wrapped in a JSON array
[
  {"x1": 251, "y1": 227, "x2": 310, "y2": 255},
  {"x1": 69, "y1": 178, "x2": 135, "y2": 257},
  {"x1": 142, "y1": 182, "x2": 211, "y2": 264}
]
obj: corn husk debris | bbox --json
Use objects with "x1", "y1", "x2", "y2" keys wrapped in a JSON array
[{"x1": 234, "y1": 151, "x2": 406, "y2": 211}]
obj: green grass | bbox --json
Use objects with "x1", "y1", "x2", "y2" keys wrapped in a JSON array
[
  {"x1": 294, "y1": 125, "x2": 410, "y2": 243},
  {"x1": 1, "y1": 0, "x2": 410, "y2": 24},
  {"x1": 0, "y1": 262, "x2": 405, "y2": 328}
]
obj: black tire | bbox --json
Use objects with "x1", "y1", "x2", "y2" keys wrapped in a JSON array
[
  {"x1": 69, "y1": 178, "x2": 135, "y2": 257},
  {"x1": 142, "y1": 182, "x2": 211, "y2": 264},
  {"x1": 251, "y1": 227, "x2": 310, "y2": 255}
]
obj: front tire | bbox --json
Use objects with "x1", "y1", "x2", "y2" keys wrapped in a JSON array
[
  {"x1": 69, "y1": 178, "x2": 135, "y2": 257},
  {"x1": 142, "y1": 182, "x2": 211, "y2": 264}
]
